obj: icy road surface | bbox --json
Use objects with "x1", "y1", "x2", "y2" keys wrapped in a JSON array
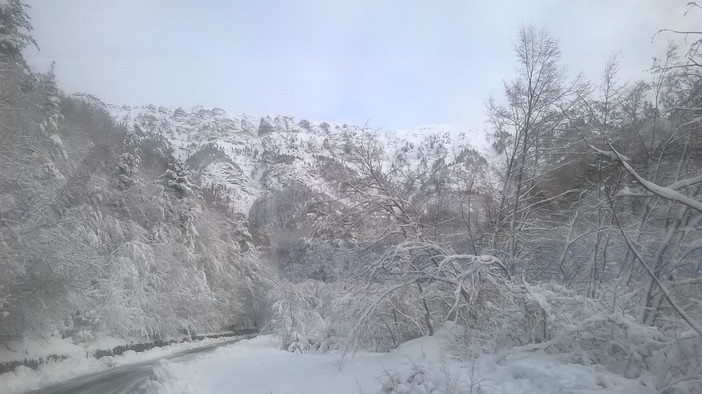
[{"x1": 21, "y1": 336, "x2": 254, "y2": 394}]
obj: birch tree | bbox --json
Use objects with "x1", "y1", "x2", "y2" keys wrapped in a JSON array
[{"x1": 488, "y1": 25, "x2": 580, "y2": 273}]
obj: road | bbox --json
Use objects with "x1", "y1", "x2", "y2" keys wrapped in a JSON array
[{"x1": 24, "y1": 335, "x2": 254, "y2": 394}]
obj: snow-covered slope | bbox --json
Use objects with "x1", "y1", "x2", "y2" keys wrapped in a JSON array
[
  {"x1": 73, "y1": 94, "x2": 489, "y2": 216},
  {"x1": 147, "y1": 332, "x2": 653, "y2": 394}
]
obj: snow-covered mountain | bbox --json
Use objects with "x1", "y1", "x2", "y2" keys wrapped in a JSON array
[{"x1": 73, "y1": 93, "x2": 489, "y2": 216}]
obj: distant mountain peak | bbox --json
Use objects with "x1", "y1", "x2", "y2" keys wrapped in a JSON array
[{"x1": 92, "y1": 100, "x2": 490, "y2": 215}]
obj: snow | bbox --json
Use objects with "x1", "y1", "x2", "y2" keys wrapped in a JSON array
[
  {"x1": 0, "y1": 336, "x2": 85, "y2": 364},
  {"x1": 74, "y1": 99, "x2": 495, "y2": 219},
  {"x1": 151, "y1": 331, "x2": 652, "y2": 394},
  {"x1": 0, "y1": 336, "x2": 236, "y2": 394}
]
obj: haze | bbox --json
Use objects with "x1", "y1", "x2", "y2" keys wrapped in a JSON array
[{"x1": 24, "y1": 0, "x2": 697, "y2": 129}]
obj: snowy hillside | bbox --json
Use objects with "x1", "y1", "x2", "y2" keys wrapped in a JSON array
[{"x1": 73, "y1": 94, "x2": 489, "y2": 216}]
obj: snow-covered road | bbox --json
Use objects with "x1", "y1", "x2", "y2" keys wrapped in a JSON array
[{"x1": 19, "y1": 337, "x2": 253, "y2": 394}]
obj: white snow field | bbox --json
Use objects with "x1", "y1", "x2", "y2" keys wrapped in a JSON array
[{"x1": 150, "y1": 330, "x2": 654, "y2": 394}]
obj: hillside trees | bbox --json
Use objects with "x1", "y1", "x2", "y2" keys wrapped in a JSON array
[
  {"x1": 0, "y1": 3, "x2": 271, "y2": 340},
  {"x1": 264, "y1": 21, "x2": 702, "y2": 390},
  {"x1": 0, "y1": 0, "x2": 36, "y2": 67},
  {"x1": 575, "y1": 43, "x2": 702, "y2": 333},
  {"x1": 0, "y1": 41, "x2": 79, "y2": 338},
  {"x1": 0, "y1": 90, "x2": 270, "y2": 339},
  {"x1": 492, "y1": 20, "x2": 702, "y2": 390},
  {"x1": 265, "y1": 130, "x2": 511, "y2": 351}
]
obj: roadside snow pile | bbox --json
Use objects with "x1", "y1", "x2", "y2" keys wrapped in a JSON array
[
  {"x1": 152, "y1": 330, "x2": 652, "y2": 394},
  {"x1": 476, "y1": 346, "x2": 654, "y2": 394},
  {"x1": 0, "y1": 333, "x2": 179, "y2": 366},
  {"x1": 0, "y1": 335, "x2": 89, "y2": 364},
  {"x1": 144, "y1": 359, "x2": 204, "y2": 394},
  {"x1": 0, "y1": 355, "x2": 105, "y2": 394},
  {"x1": 0, "y1": 336, "x2": 233, "y2": 394}
]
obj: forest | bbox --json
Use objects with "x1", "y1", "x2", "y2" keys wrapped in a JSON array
[{"x1": 1, "y1": 1, "x2": 701, "y2": 392}]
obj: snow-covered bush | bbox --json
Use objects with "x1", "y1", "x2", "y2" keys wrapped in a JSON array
[
  {"x1": 266, "y1": 269, "x2": 699, "y2": 391},
  {"x1": 162, "y1": 161, "x2": 192, "y2": 197},
  {"x1": 380, "y1": 363, "x2": 466, "y2": 394},
  {"x1": 264, "y1": 280, "x2": 337, "y2": 352},
  {"x1": 493, "y1": 282, "x2": 702, "y2": 393},
  {"x1": 265, "y1": 243, "x2": 516, "y2": 354},
  {"x1": 116, "y1": 134, "x2": 141, "y2": 189}
]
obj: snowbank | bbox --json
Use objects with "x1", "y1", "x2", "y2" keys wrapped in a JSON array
[{"x1": 152, "y1": 330, "x2": 653, "y2": 394}]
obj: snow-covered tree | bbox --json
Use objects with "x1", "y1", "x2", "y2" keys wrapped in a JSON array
[
  {"x1": 487, "y1": 25, "x2": 582, "y2": 273},
  {"x1": 0, "y1": 0, "x2": 36, "y2": 67}
]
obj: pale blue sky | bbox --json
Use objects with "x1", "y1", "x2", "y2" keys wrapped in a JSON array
[{"x1": 24, "y1": 0, "x2": 698, "y2": 130}]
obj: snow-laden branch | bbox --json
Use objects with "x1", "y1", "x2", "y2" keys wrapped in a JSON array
[
  {"x1": 582, "y1": 136, "x2": 702, "y2": 213},
  {"x1": 616, "y1": 175, "x2": 702, "y2": 199},
  {"x1": 666, "y1": 174, "x2": 702, "y2": 190},
  {"x1": 605, "y1": 146, "x2": 702, "y2": 213}
]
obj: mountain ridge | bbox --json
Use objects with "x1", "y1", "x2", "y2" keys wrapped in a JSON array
[{"x1": 71, "y1": 92, "x2": 491, "y2": 217}]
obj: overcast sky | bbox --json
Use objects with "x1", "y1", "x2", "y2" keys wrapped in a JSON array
[{"x1": 23, "y1": 0, "x2": 700, "y2": 130}]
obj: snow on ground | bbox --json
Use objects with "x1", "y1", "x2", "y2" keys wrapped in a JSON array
[
  {"x1": 1, "y1": 336, "x2": 88, "y2": 364},
  {"x1": 0, "y1": 336, "x2": 235, "y2": 394},
  {"x1": 151, "y1": 330, "x2": 653, "y2": 394}
]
